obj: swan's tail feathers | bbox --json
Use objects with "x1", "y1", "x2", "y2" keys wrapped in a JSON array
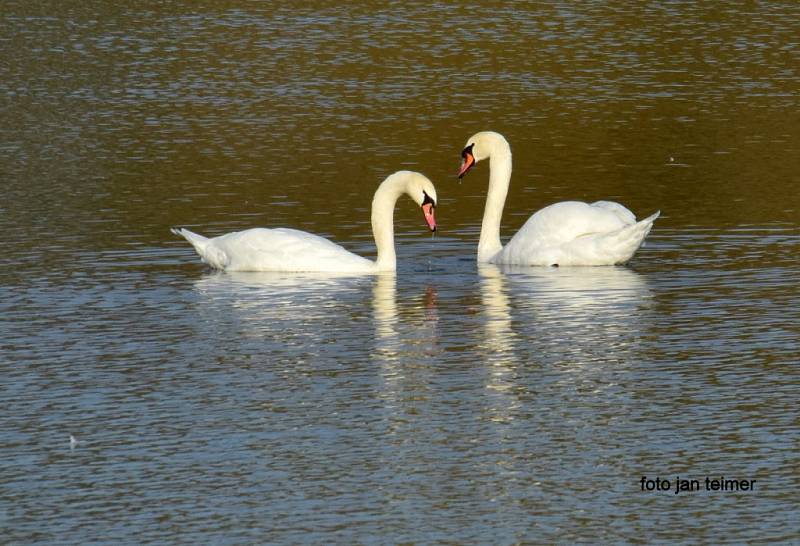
[
  {"x1": 171, "y1": 227, "x2": 228, "y2": 269},
  {"x1": 641, "y1": 210, "x2": 661, "y2": 226},
  {"x1": 633, "y1": 210, "x2": 660, "y2": 241},
  {"x1": 171, "y1": 227, "x2": 208, "y2": 251},
  {"x1": 606, "y1": 211, "x2": 660, "y2": 264}
]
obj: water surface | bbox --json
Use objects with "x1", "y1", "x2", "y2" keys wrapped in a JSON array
[{"x1": 2, "y1": 1, "x2": 799, "y2": 543}]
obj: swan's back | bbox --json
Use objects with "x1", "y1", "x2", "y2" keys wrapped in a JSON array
[
  {"x1": 510, "y1": 201, "x2": 631, "y2": 249},
  {"x1": 498, "y1": 201, "x2": 658, "y2": 266},
  {"x1": 177, "y1": 227, "x2": 375, "y2": 272}
]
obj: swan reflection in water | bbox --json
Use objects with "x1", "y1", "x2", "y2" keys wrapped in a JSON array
[
  {"x1": 371, "y1": 273, "x2": 443, "y2": 407},
  {"x1": 191, "y1": 271, "x2": 375, "y2": 358},
  {"x1": 191, "y1": 270, "x2": 437, "y2": 345},
  {"x1": 371, "y1": 272, "x2": 441, "y2": 351},
  {"x1": 477, "y1": 263, "x2": 653, "y2": 431},
  {"x1": 191, "y1": 271, "x2": 436, "y2": 366},
  {"x1": 497, "y1": 263, "x2": 653, "y2": 315},
  {"x1": 192, "y1": 270, "x2": 443, "y2": 430},
  {"x1": 478, "y1": 264, "x2": 523, "y2": 425},
  {"x1": 491, "y1": 263, "x2": 654, "y2": 372},
  {"x1": 372, "y1": 272, "x2": 398, "y2": 342},
  {"x1": 193, "y1": 271, "x2": 369, "y2": 317}
]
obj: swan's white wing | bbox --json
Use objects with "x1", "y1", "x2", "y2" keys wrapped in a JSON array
[
  {"x1": 589, "y1": 200, "x2": 637, "y2": 225},
  {"x1": 505, "y1": 201, "x2": 630, "y2": 249},
  {"x1": 497, "y1": 201, "x2": 656, "y2": 266},
  {"x1": 207, "y1": 228, "x2": 374, "y2": 272}
]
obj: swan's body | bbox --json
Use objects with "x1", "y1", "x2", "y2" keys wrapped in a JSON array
[
  {"x1": 172, "y1": 227, "x2": 375, "y2": 272},
  {"x1": 458, "y1": 131, "x2": 659, "y2": 266},
  {"x1": 172, "y1": 170, "x2": 437, "y2": 273}
]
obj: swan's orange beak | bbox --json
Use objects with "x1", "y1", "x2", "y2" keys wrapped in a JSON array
[
  {"x1": 458, "y1": 150, "x2": 475, "y2": 179},
  {"x1": 422, "y1": 203, "x2": 436, "y2": 232}
]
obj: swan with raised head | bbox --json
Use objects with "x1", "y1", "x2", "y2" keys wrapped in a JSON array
[
  {"x1": 458, "y1": 131, "x2": 659, "y2": 266},
  {"x1": 172, "y1": 170, "x2": 437, "y2": 273}
]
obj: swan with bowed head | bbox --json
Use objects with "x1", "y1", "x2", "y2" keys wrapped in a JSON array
[
  {"x1": 457, "y1": 131, "x2": 659, "y2": 266},
  {"x1": 172, "y1": 170, "x2": 437, "y2": 273}
]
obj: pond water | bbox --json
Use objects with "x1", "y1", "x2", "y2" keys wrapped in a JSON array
[{"x1": 2, "y1": 1, "x2": 799, "y2": 543}]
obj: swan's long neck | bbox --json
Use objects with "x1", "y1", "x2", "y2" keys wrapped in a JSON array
[
  {"x1": 371, "y1": 175, "x2": 407, "y2": 271},
  {"x1": 478, "y1": 141, "x2": 512, "y2": 262}
]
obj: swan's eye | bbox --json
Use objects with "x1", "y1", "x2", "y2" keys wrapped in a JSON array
[
  {"x1": 422, "y1": 191, "x2": 436, "y2": 207},
  {"x1": 461, "y1": 143, "x2": 474, "y2": 159}
]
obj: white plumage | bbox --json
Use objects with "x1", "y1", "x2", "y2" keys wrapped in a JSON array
[
  {"x1": 172, "y1": 171, "x2": 437, "y2": 273},
  {"x1": 458, "y1": 131, "x2": 659, "y2": 266}
]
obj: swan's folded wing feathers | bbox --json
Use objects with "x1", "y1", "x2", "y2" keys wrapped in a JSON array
[
  {"x1": 499, "y1": 201, "x2": 646, "y2": 265},
  {"x1": 211, "y1": 228, "x2": 372, "y2": 272},
  {"x1": 590, "y1": 201, "x2": 637, "y2": 225},
  {"x1": 511, "y1": 201, "x2": 629, "y2": 249}
]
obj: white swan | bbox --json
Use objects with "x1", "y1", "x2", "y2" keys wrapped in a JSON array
[
  {"x1": 172, "y1": 170, "x2": 437, "y2": 273},
  {"x1": 458, "y1": 131, "x2": 659, "y2": 266}
]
